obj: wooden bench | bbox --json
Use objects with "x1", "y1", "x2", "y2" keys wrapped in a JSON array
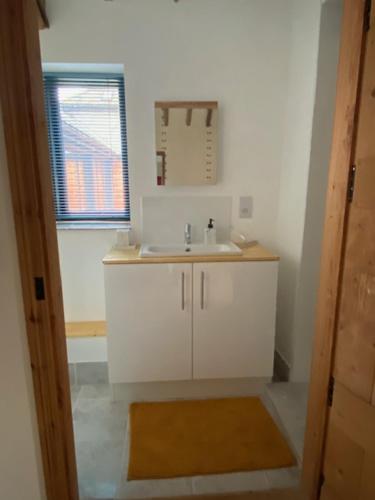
[{"x1": 65, "y1": 321, "x2": 106, "y2": 338}]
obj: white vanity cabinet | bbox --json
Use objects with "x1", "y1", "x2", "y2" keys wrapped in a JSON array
[
  {"x1": 104, "y1": 263, "x2": 193, "y2": 383},
  {"x1": 104, "y1": 256, "x2": 278, "y2": 384},
  {"x1": 192, "y1": 262, "x2": 278, "y2": 379}
]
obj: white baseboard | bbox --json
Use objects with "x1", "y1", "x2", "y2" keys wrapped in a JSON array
[
  {"x1": 274, "y1": 350, "x2": 291, "y2": 381},
  {"x1": 111, "y1": 377, "x2": 271, "y2": 403}
]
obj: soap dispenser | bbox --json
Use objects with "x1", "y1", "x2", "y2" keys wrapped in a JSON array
[{"x1": 204, "y1": 218, "x2": 216, "y2": 245}]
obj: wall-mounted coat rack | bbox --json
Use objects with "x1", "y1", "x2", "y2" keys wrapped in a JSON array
[
  {"x1": 154, "y1": 101, "x2": 218, "y2": 186},
  {"x1": 155, "y1": 101, "x2": 217, "y2": 128}
]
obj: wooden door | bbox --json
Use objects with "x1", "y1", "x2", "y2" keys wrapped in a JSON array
[
  {"x1": 0, "y1": 1, "x2": 78, "y2": 499},
  {"x1": 319, "y1": 2, "x2": 375, "y2": 499},
  {"x1": 104, "y1": 263, "x2": 193, "y2": 383},
  {"x1": 192, "y1": 262, "x2": 278, "y2": 379}
]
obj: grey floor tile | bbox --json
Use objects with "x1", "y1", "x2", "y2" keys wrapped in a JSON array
[
  {"x1": 73, "y1": 383, "x2": 127, "y2": 499},
  {"x1": 192, "y1": 471, "x2": 269, "y2": 495},
  {"x1": 76, "y1": 439, "x2": 124, "y2": 499},
  {"x1": 265, "y1": 466, "x2": 301, "y2": 489},
  {"x1": 79, "y1": 480, "x2": 116, "y2": 500},
  {"x1": 80, "y1": 384, "x2": 112, "y2": 400},
  {"x1": 265, "y1": 382, "x2": 308, "y2": 463},
  {"x1": 116, "y1": 477, "x2": 193, "y2": 499},
  {"x1": 73, "y1": 398, "x2": 128, "y2": 444},
  {"x1": 81, "y1": 498, "x2": 113, "y2": 500},
  {"x1": 70, "y1": 385, "x2": 81, "y2": 411},
  {"x1": 76, "y1": 362, "x2": 109, "y2": 385},
  {"x1": 69, "y1": 363, "x2": 77, "y2": 386}
]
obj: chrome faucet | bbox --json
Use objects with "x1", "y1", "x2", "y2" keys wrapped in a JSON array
[{"x1": 184, "y1": 223, "x2": 192, "y2": 246}]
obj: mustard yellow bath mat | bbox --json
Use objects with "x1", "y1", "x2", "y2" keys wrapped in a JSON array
[{"x1": 128, "y1": 397, "x2": 295, "y2": 480}]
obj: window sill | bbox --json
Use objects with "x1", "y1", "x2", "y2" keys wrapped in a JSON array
[{"x1": 56, "y1": 221, "x2": 131, "y2": 231}]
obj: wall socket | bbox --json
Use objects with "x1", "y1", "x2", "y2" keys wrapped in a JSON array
[{"x1": 239, "y1": 196, "x2": 253, "y2": 219}]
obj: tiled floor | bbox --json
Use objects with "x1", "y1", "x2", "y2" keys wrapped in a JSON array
[
  {"x1": 72, "y1": 383, "x2": 304, "y2": 500},
  {"x1": 265, "y1": 382, "x2": 309, "y2": 464}
]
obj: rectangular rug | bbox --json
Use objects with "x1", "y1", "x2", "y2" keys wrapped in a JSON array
[{"x1": 128, "y1": 397, "x2": 295, "y2": 480}]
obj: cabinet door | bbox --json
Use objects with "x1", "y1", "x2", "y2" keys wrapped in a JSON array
[
  {"x1": 104, "y1": 263, "x2": 192, "y2": 383},
  {"x1": 193, "y1": 262, "x2": 278, "y2": 379}
]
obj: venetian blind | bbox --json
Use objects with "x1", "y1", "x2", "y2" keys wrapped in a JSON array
[{"x1": 43, "y1": 73, "x2": 130, "y2": 222}]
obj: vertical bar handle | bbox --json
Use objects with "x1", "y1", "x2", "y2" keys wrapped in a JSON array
[
  {"x1": 181, "y1": 272, "x2": 185, "y2": 310},
  {"x1": 200, "y1": 271, "x2": 205, "y2": 310}
]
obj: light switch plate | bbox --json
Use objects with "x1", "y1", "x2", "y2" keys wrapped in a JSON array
[{"x1": 239, "y1": 196, "x2": 253, "y2": 218}]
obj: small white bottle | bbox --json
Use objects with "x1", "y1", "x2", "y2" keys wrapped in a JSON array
[{"x1": 204, "y1": 218, "x2": 216, "y2": 245}]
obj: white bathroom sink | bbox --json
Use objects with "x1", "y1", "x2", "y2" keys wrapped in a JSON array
[{"x1": 140, "y1": 242, "x2": 243, "y2": 258}]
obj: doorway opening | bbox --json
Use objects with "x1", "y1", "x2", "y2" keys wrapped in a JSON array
[{"x1": 0, "y1": 0, "x2": 374, "y2": 498}]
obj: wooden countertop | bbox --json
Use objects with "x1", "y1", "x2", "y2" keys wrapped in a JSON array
[{"x1": 102, "y1": 243, "x2": 279, "y2": 265}]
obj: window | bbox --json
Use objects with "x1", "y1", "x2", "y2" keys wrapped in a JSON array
[{"x1": 44, "y1": 73, "x2": 130, "y2": 223}]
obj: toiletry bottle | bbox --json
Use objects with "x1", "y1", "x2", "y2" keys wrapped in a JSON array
[{"x1": 204, "y1": 218, "x2": 216, "y2": 245}]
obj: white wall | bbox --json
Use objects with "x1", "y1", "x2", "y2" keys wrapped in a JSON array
[
  {"x1": 291, "y1": 0, "x2": 342, "y2": 381},
  {"x1": 274, "y1": 0, "x2": 321, "y2": 372},
  {"x1": 0, "y1": 107, "x2": 46, "y2": 499},
  {"x1": 274, "y1": 0, "x2": 342, "y2": 381},
  {"x1": 57, "y1": 229, "x2": 115, "y2": 321},
  {"x1": 40, "y1": 0, "x2": 292, "y2": 322}
]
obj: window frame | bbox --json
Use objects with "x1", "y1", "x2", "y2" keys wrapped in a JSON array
[{"x1": 44, "y1": 72, "x2": 131, "y2": 224}]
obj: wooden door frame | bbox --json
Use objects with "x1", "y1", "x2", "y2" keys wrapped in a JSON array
[
  {"x1": 0, "y1": 0, "x2": 78, "y2": 499},
  {"x1": 301, "y1": 0, "x2": 370, "y2": 498},
  {"x1": 0, "y1": 0, "x2": 369, "y2": 499}
]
